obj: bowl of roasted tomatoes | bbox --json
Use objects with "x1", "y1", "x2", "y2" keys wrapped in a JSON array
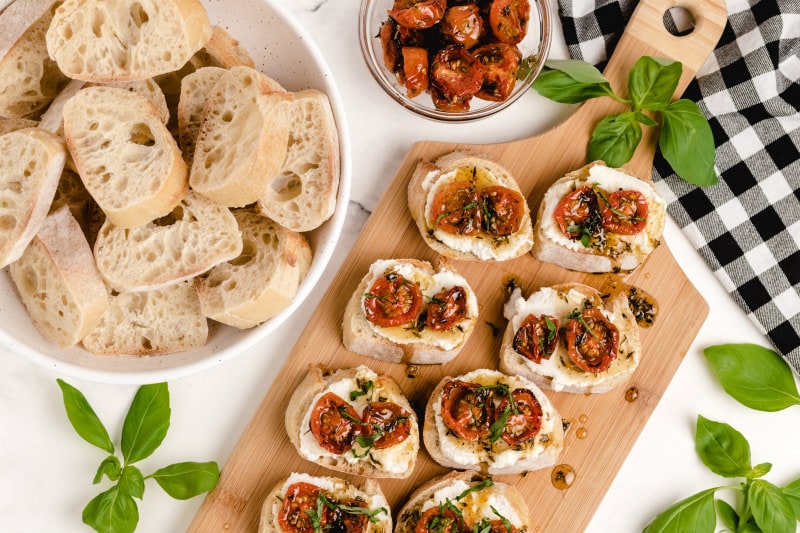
[{"x1": 359, "y1": 0, "x2": 552, "y2": 121}]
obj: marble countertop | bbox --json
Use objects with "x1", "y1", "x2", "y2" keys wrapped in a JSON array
[{"x1": 2, "y1": 0, "x2": 799, "y2": 532}]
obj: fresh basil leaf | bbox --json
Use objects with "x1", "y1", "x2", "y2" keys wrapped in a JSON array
[
  {"x1": 642, "y1": 487, "x2": 718, "y2": 533},
  {"x1": 93, "y1": 456, "x2": 121, "y2": 484},
  {"x1": 695, "y1": 415, "x2": 752, "y2": 477},
  {"x1": 748, "y1": 479, "x2": 796, "y2": 533},
  {"x1": 118, "y1": 465, "x2": 145, "y2": 499},
  {"x1": 739, "y1": 519, "x2": 764, "y2": 532},
  {"x1": 704, "y1": 343, "x2": 800, "y2": 412},
  {"x1": 634, "y1": 110, "x2": 659, "y2": 127},
  {"x1": 587, "y1": 112, "x2": 642, "y2": 167},
  {"x1": 543, "y1": 59, "x2": 610, "y2": 84},
  {"x1": 148, "y1": 461, "x2": 219, "y2": 500},
  {"x1": 82, "y1": 486, "x2": 139, "y2": 533},
  {"x1": 121, "y1": 383, "x2": 170, "y2": 464},
  {"x1": 57, "y1": 379, "x2": 114, "y2": 454},
  {"x1": 531, "y1": 59, "x2": 616, "y2": 104},
  {"x1": 659, "y1": 99, "x2": 717, "y2": 186},
  {"x1": 628, "y1": 56, "x2": 682, "y2": 110},
  {"x1": 749, "y1": 462, "x2": 772, "y2": 480},
  {"x1": 716, "y1": 498, "x2": 739, "y2": 531},
  {"x1": 781, "y1": 477, "x2": 800, "y2": 519}
]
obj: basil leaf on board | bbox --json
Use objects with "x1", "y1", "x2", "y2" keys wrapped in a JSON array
[
  {"x1": 704, "y1": 343, "x2": 800, "y2": 412},
  {"x1": 83, "y1": 486, "x2": 139, "y2": 533},
  {"x1": 782, "y1": 477, "x2": 800, "y2": 519},
  {"x1": 57, "y1": 379, "x2": 114, "y2": 454},
  {"x1": 695, "y1": 415, "x2": 752, "y2": 478},
  {"x1": 716, "y1": 499, "x2": 739, "y2": 531},
  {"x1": 148, "y1": 461, "x2": 220, "y2": 500},
  {"x1": 531, "y1": 59, "x2": 616, "y2": 104},
  {"x1": 749, "y1": 479, "x2": 796, "y2": 533},
  {"x1": 659, "y1": 99, "x2": 717, "y2": 186},
  {"x1": 587, "y1": 112, "x2": 642, "y2": 167},
  {"x1": 749, "y1": 462, "x2": 773, "y2": 480},
  {"x1": 93, "y1": 456, "x2": 121, "y2": 484},
  {"x1": 628, "y1": 56, "x2": 682, "y2": 110},
  {"x1": 118, "y1": 465, "x2": 145, "y2": 499},
  {"x1": 634, "y1": 110, "x2": 659, "y2": 127},
  {"x1": 642, "y1": 487, "x2": 719, "y2": 533},
  {"x1": 121, "y1": 382, "x2": 170, "y2": 464}
]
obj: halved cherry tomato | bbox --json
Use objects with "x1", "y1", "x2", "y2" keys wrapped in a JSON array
[
  {"x1": 565, "y1": 308, "x2": 619, "y2": 373},
  {"x1": 429, "y1": 181, "x2": 483, "y2": 235},
  {"x1": 379, "y1": 19, "x2": 402, "y2": 73},
  {"x1": 415, "y1": 505, "x2": 464, "y2": 533},
  {"x1": 309, "y1": 392, "x2": 362, "y2": 454},
  {"x1": 473, "y1": 42, "x2": 521, "y2": 101},
  {"x1": 431, "y1": 45, "x2": 483, "y2": 105},
  {"x1": 497, "y1": 388, "x2": 542, "y2": 446},
  {"x1": 389, "y1": 0, "x2": 446, "y2": 29},
  {"x1": 440, "y1": 5, "x2": 483, "y2": 48},
  {"x1": 553, "y1": 186, "x2": 600, "y2": 240},
  {"x1": 441, "y1": 380, "x2": 495, "y2": 441},
  {"x1": 426, "y1": 286, "x2": 469, "y2": 331},
  {"x1": 489, "y1": 0, "x2": 530, "y2": 45},
  {"x1": 330, "y1": 498, "x2": 370, "y2": 533},
  {"x1": 430, "y1": 84, "x2": 472, "y2": 111},
  {"x1": 481, "y1": 185, "x2": 524, "y2": 237},
  {"x1": 600, "y1": 189, "x2": 648, "y2": 235},
  {"x1": 278, "y1": 482, "x2": 328, "y2": 533},
  {"x1": 362, "y1": 401, "x2": 412, "y2": 449},
  {"x1": 364, "y1": 272, "x2": 423, "y2": 327},
  {"x1": 513, "y1": 314, "x2": 559, "y2": 363},
  {"x1": 402, "y1": 47, "x2": 429, "y2": 98}
]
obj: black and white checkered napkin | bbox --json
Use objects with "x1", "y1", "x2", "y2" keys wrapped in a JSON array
[{"x1": 556, "y1": 0, "x2": 800, "y2": 368}]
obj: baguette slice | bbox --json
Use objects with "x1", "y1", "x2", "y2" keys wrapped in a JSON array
[
  {"x1": 45, "y1": 0, "x2": 212, "y2": 82},
  {"x1": 285, "y1": 365, "x2": 419, "y2": 479},
  {"x1": 93, "y1": 191, "x2": 243, "y2": 292},
  {"x1": 9, "y1": 206, "x2": 107, "y2": 348},
  {"x1": 258, "y1": 89, "x2": 339, "y2": 232},
  {"x1": 395, "y1": 471, "x2": 532, "y2": 533},
  {"x1": 342, "y1": 258, "x2": 478, "y2": 365},
  {"x1": 423, "y1": 368, "x2": 564, "y2": 475},
  {"x1": 499, "y1": 283, "x2": 641, "y2": 394},
  {"x1": 50, "y1": 168, "x2": 104, "y2": 246},
  {"x1": 0, "y1": 127, "x2": 66, "y2": 268},
  {"x1": 0, "y1": 118, "x2": 39, "y2": 136},
  {"x1": 63, "y1": 86, "x2": 188, "y2": 228},
  {"x1": 190, "y1": 66, "x2": 290, "y2": 207},
  {"x1": 532, "y1": 161, "x2": 666, "y2": 273},
  {"x1": 195, "y1": 209, "x2": 312, "y2": 329},
  {"x1": 408, "y1": 150, "x2": 533, "y2": 261},
  {"x1": 259, "y1": 472, "x2": 391, "y2": 533},
  {"x1": 177, "y1": 66, "x2": 226, "y2": 164},
  {"x1": 82, "y1": 281, "x2": 208, "y2": 356},
  {"x1": 192, "y1": 25, "x2": 257, "y2": 70}
]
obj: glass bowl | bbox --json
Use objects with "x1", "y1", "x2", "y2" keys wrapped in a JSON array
[{"x1": 359, "y1": 0, "x2": 552, "y2": 122}]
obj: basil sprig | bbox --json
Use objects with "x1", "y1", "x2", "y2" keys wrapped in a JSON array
[
  {"x1": 57, "y1": 380, "x2": 219, "y2": 533},
  {"x1": 531, "y1": 56, "x2": 717, "y2": 186}
]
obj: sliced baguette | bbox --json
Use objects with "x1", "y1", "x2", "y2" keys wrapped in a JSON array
[
  {"x1": 9, "y1": 206, "x2": 107, "y2": 348},
  {"x1": 62, "y1": 86, "x2": 188, "y2": 228},
  {"x1": 177, "y1": 66, "x2": 226, "y2": 164},
  {"x1": 423, "y1": 368, "x2": 564, "y2": 475},
  {"x1": 499, "y1": 283, "x2": 641, "y2": 394},
  {"x1": 190, "y1": 66, "x2": 290, "y2": 207},
  {"x1": 192, "y1": 25, "x2": 257, "y2": 70},
  {"x1": 82, "y1": 280, "x2": 208, "y2": 356},
  {"x1": 342, "y1": 258, "x2": 478, "y2": 365},
  {"x1": 195, "y1": 209, "x2": 312, "y2": 329},
  {"x1": 258, "y1": 89, "x2": 339, "y2": 232},
  {"x1": 0, "y1": 118, "x2": 39, "y2": 135},
  {"x1": 532, "y1": 161, "x2": 666, "y2": 273},
  {"x1": 259, "y1": 472, "x2": 391, "y2": 533},
  {"x1": 0, "y1": 127, "x2": 66, "y2": 268},
  {"x1": 285, "y1": 365, "x2": 419, "y2": 479},
  {"x1": 45, "y1": 0, "x2": 212, "y2": 82},
  {"x1": 408, "y1": 150, "x2": 533, "y2": 261},
  {"x1": 93, "y1": 191, "x2": 243, "y2": 292},
  {"x1": 49, "y1": 167, "x2": 104, "y2": 246}
]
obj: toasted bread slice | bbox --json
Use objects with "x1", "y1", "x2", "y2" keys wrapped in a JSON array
[{"x1": 176, "y1": 66, "x2": 226, "y2": 164}]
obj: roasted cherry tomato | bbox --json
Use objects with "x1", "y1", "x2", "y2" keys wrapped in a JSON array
[
  {"x1": 429, "y1": 180, "x2": 483, "y2": 235},
  {"x1": 402, "y1": 47, "x2": 430, "y2": 98},
  {"x1": 481, "y1": 185, "x2": 524, "y2": 237},
  {"x1": 278, "y1": 482, "x2": 328, "y2": 533},
  {"x1": 440, "y1": 5, "x2": 483, "y2": 48},
  {"x1": 415, "y1": 505, "x2": 464, "y2": 533},
  {"x1": 330, "y1": 498, "x2": 370, "y2": 533},
  {"x1": 389, "y1": 0, "x2": 446, "y2": 29},
  {"x1": 553, "y1": 186, "x2": 600, "y2": 240},
  {"x1": 600, "y1": 189, "x2": 648, "y2": 235},
  {"x1": 379, "y1": 19, "x2": 402, "y2": 72},
  {"x1": 441, "y1": 380, "x2": 495, "y2": 441},
  {"x1": 362, "y1": 401, "x2": 412, "y2": 449},
  {"x1": 473, "y1": 42, "x2": 520, "y2": 101},
  {"x1": 565, "y1": 308, "x2": 619, "y2": 373},
  {"x1": 497, "y1": 388, "x2": 542, "y2": 446},
  {"x1": 431, "y1": 44, "x2": 483, "y2": 106},
  {"x1": 513, "y1": 314, "x2": 559, "y2": 363},
  {"x1": 426, "y1": 285, "x2": 469, "y2": 331},
  {"x1": 430, "y1": 84, "x2": 472, "y2": 111},
  {"x1": 309, "y1": 392, "x2": 362, "y2": 454},
  {"x1": 489, "y1": 0, "x2": 530, "y2": 45},
  {"x1": 364, "y1": 272, "x2": 423, "y2": 327}
]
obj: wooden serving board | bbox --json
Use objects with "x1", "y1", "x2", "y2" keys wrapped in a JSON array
[{"x1": 189, "y1": 0, "x2": 727, "y2": 531}]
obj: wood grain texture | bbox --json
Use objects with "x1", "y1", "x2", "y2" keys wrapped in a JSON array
[{"x1": 188, "y1": 0, "x2": 727, "y2": 531}]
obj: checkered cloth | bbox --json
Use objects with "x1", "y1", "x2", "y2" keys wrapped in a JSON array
[{"x1": 557, "y1": 0, "x2": 800, "y2": 368}]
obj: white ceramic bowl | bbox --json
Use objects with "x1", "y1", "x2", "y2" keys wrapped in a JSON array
[{"x1": 0, "y1": 0, "x2": 351, "y2": 384}]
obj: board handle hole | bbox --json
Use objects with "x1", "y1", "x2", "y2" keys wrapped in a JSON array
[{"x1": 663, "y1": 6, "x2": 695, "y2": 36}]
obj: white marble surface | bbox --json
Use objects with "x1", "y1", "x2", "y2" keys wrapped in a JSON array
[{"x1": 2, "y1": 0, "x2": 799, "y2": 532}]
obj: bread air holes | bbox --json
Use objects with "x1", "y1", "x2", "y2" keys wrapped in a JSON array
[
  {"x1": 128, "y1": 123, "x2": 155, "y2": 147},
  {"x1": 91, "y1": 10, "x2": 105, "y2": 37},
  {"x1": 270, "y1": 170, "x2": 308, "y2": 201},
  {"x1": 129, "y1": 3, "x2": 150, "y2": 28},
  {"x1": 229, "y1": 239, "x2": 256, "y2": 267}
]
